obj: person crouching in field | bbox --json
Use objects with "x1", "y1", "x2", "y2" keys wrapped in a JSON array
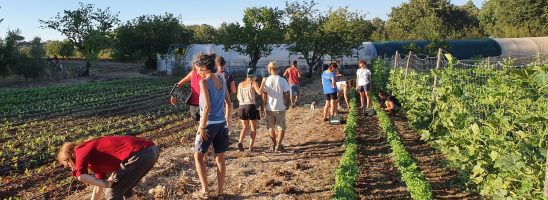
[
  {"x1": 283, "y1": 60, "x2": 301, "y2": 108},
  {"x1": 336, "y1": 79, "x2": 356, "y2": 110},
  {"x1": 57, "y1": 136, "x2": 159, "y2": 200},
  {"x1": 236, "y1": 68, "x2": 262, "y2": 152},
  {"x1": 193, "y1": 53, "x2": 232, "y2": 200},
  {"x1": 378, "y1": 90, "x2": 401, "y2": 115},
  {"x1": 356, "y1": 60, "x2": 372, "y2": 109},
  {"x1": 322, "y1": 63, "x2": 338, "y2": 121},
  {"x1": 261, "y1": 61, "x2": 291, "y2": 152}
]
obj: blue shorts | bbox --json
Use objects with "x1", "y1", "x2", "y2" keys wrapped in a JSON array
[
  {"x1": 194, "y1": 122, "x2": 229, "y2": 154},
  {"x1": 290, "y1": 84, "x2": 300, "y2": 96}
]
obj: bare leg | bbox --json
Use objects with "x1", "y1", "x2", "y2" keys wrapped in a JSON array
[
  {"x1": 330, "y1": 99, "x2": 336, "y2": 116},
  {"x1": 215, "y1": 153, "x2": 226, "y2": 196},
  {"x1": 239, "y1": 120, "x2": 248, "y2": 144},
  {"x1": 194, "y1": 152, "x2": 208, "y2": 193},
  {"x1": 249, "y1": 120, "x2": 257, "y2": 151},
  {"x1": 269, "y1": 128, "x2": 277, "y2": 149},
  {"x1": 294, "y1": 95, "x2": 299, "y2": 106},
  {"x1": 344, "y1": 88, "x2": 349, "y2": 109},
  {"x1": 323, "y1": 100, "x2": 329, "y2": 120},
  {"x1": 278, "y1": 129, "x2": 285, "y2": 146},
  {"x1": 365, "y1": 90, "x2": 371, "y2": 108},
  {"x1": 359, "y1": 91, "x2": 365, "y2": 108}
]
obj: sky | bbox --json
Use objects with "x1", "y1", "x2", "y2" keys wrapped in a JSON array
[{"x1": 0, "y1": 0, "x2": 485, "y2": 41}]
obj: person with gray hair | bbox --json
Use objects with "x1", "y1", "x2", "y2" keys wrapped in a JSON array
[{"x1": 260, "y1": 61, "x2": 291, "y2": 152}]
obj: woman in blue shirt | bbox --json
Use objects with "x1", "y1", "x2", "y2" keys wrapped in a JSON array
[
  {"x1": 322, "y1": 63, "x2": 338, "y2": 121},
  {"x1": 193, "y1": 53, "x2": 232, "y2": 200}
]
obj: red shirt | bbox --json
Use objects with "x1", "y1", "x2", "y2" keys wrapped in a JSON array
[
  {"x1": 286, "y1": 67, "x2": 300, "y2": 85},
  {"x1": 72, "y1": 136, "x2": 155, "y2": 179},
  {"x1": 189, "y1": 70, "x2": 202, "y2": 106}
]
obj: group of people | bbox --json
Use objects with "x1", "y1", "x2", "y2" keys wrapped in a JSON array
[{"x1": 55, "y1": 55, "x2": 403, "y2": 200}]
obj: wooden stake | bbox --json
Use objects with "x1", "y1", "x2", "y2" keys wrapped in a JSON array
[
  {"x1": 394, "y1": 51, "x2": 400, "y2": 69},
  {"x1": 404, "y1": 51, "x2": 412, "y2": 93}
]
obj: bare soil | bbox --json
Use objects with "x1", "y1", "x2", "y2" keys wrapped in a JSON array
[
  {"x1": 354, "y1": 114, "x2": 411, "y2": 199},
  {"x1": 389, "y1": 114, "x2": 479, "y2": 199},
  {"x1": 65, "y1": 77, "x2": 346, "y2": 200}
]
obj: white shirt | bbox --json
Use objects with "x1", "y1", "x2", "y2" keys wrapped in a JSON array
[
  {"x1": 356, "y1": 68, "x2": 371, "y2": 86},
  {"x1": 336, "y1": 81, "x2": 346, "y2": 91},
  {"x1": 263, "y1": 75, "x2": 290, "y2": 111}
]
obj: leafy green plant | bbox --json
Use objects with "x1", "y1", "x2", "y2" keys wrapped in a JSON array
[
  {"x1": 373, "y1": 100, "x2": 433, "y2": 199},
  {"x1": 332, "y1": 90, "x2": 358, "y2": 200},
  {"x1": 388, "y1": 60, "x2": 548, "y2": 199}
]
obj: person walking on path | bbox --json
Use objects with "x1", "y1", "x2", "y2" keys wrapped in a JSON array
[
  {"x1": 356, "y1": 60, "x2": 372, "y2": 109},
  {"x1": 322, "y1": 63, "x2": 338, "y2": 121},
  {"x1": 56, "y1": 136, "x2": 159, "y2": 200},
  {"x1": 260, "y1": 61, "x2": 291, "y2": 152},
  {"x1": 215, "y1": 56, "x2": 237, "y2": 95},
  {"x1": 193, "y1": 53, "x2": 232, "y2": 200},
  {"x1": 283, "y1": 60, "x2": 301, "y2": 108},
  {"x1": 236, "y1": 68, "x2": 262, "y2": 152}
]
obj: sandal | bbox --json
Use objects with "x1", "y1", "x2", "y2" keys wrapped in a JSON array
[
  {"x1": 192, "y1": 191, "x2": 208, "y2": 199},
  {"x1": 216, "y1": 194, "x2": 225, "y2": 200}
]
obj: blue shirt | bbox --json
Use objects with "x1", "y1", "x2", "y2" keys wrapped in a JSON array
[
  {"x1": 199, "y1": 78, "x2": 226, "y2": 125},
  {"x1": 322, "y1": 71, "x2": 337, "y2": 94}
]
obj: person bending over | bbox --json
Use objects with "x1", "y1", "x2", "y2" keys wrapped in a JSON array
[{"x1": 57, "y1": 136, "x2": 159, "y2": 200}]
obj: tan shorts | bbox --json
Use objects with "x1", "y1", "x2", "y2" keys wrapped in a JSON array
[{"x1": 266, "y1": 111, "x2": 286, "y2": 131}]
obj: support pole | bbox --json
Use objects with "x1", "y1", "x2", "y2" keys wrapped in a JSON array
[
  {"x1": 394, "y1": 51, "x2": 400, "y2": 69},
  {"x1": 544, "y1": 149, "x2": 548, "y2": 197},
  {"x1": 404, "y1": 51, "x2": 412, "y2": 93}
]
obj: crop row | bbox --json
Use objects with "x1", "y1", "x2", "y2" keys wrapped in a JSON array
[
  {"x1": 372, "y1": 100, "x2": 433, "y2": 199},
  {"x1": 387, "y1": 61, "x2": 547, "y2": 198},
  {"x1": 332, "y1": 91, "x2": 358, "y2": 200}
]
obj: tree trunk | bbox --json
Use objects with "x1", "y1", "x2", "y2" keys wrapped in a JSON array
[{"x1": 307, "y1": 63, "x2": 313, "y2": 78}]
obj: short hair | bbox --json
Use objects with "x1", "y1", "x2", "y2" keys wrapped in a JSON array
[
  {"x1": 57, "y1": 142, "x2": 76, "y2": 167},
  {"x1": 292, "y1": 60, "x2": 297, "y2": 66},
  {"x1": 378, "y1": 90, "x2": 388, "y2": 96},
  {"x1": 197, "y1": 53, "x2": 217, "y2": 72},
  {"x1": 215, "y1": 56, "x2": 226, "y2": 66},
  {"x1": 359, "y1": 59, "x2": 367, "y2": 65}
]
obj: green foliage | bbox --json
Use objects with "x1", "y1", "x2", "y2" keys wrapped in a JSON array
[
  {"x1": 389, "y1": 60, "x2": 548, "y2": 198},
  {"x1": 373, "y1": 100, "x2": 433, "y2": 199},
  {"x1": 479, "y1": 0, "x2": 548, "y2": 37},
  {"x1": 46, "y1": 40, "x2": 75, "y2": 58},
  {"x1": 188, "y1": 24, "x2": 217, "y2": 44},
  {"x1": 285, "y1": 1, "x2": 370, "y2": 76},
  {"x1": 332, "y1": 90, "x2": 358, "y2": 200},
  {"x1": 39, "y1": 2, "x2": 119, "y2": 60},
  {"x1": 14, "y1": 37, "x2": 47, "y2": 80},
  {"x1": 216, "y1": 7, "x2": 285, "y2": 69},
  {"x1": 384, "y1": 0, "x2": 484, "y2": 40},
  {"x1": 113, "y1": 13, "x2": 191, "y2": 65},
  {"x1": 0, "y1": 29, "x2": 24, "y2": 77}
]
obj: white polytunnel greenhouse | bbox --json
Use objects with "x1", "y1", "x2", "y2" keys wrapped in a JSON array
[{"x1": 157, "y1": 37, "x2": 547, "y2": 76}]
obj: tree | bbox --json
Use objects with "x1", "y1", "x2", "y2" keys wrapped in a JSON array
[
  {"x1": 385, "y1": 0, "x2": 484, "y2": 40},
  {"x1": 15, "y1": 37, "x2": 46, "y2": 80},
  {"x1": 217, "y1": 7, "x2": 285, "y2": 70},
  {"x1": 59, "y1": 40, "x2": 75, "y2": 58},
  {"x1": 0, "y1": 29, "x2": 24, "y2": 77},
  {"x1": 285, "y1": 1, "x2": 368, "y2": 77},
  {"x1": 188, "y1": 24, "x2": 217, "y2": 44},
  {"x1": 370, "y1": 17, "x2": 388, "y2": 41},
  {"x1": 45, "y1": 40, "x2": 63, "y2": 57},
  {"x1": 479, "y1": 0, "x2": 548, "y2": 37},
  {"x1": 113, "y1": 13, "x2": 191, "y2": 67},
  {"x1": 39, "y1": 2, "x2": 119, "y2": 64}
]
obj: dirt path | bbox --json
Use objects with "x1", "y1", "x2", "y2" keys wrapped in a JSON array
[
  {"x1": 389, "y1": 114, "x2": 479, "y2": 199},
  {"x1": 354, "y1": 114, "x2": 411, "y2": 199},
  {"x1": 66, "y1": 77, "x2": 346, "y2": 200}
]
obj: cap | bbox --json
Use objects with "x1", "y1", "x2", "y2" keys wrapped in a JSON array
[
  {"x1": 267, "y1": 61, "x2": 278, "y2": 69},
  {"x1": 246, "y1": 68, "x2": 255, "y2": 77}
]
